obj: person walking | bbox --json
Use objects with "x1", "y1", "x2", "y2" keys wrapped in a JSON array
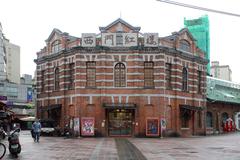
[{"x1": 32, "y1": 119, "x2": 41, "y2": 142}]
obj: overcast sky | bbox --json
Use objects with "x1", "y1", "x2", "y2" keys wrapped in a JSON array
[{"x1": 0, "y1": 0, "x2": 240, "y2": 82}]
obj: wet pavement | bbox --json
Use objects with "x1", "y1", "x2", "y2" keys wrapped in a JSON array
[{"x1": 1, "y1": 131, "x2": 240, "y2": 160}]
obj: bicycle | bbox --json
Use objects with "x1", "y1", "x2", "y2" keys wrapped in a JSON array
[{"x1": 0, "y1": 142, "x2": 6, "y2": 159}]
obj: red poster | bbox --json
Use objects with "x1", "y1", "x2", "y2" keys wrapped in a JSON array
[
  {"x1": 146, "y1": 117, "x2": 159, "y2": 136},
  {"x1": 81, "y1": 117, "x2": 95, "y2": 136}
]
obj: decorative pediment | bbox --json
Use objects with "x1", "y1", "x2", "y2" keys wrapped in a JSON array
[
  {"x1": 99, "y1": 18, "x2": 141, "y2": 33},
  {"x1": 45, "y1": 28, "x2": 63, "y2": 43},
  {"x1": 178, "y1": 28, "x2": 196, "y2": 42}
]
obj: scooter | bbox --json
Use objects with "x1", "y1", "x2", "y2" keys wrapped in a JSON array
[{"x1": 8, "y1": 128, "x2": 21, "y2": 157}]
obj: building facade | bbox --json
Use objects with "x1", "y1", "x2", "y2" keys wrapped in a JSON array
[
  {"x1": 210, "y1": 61, "x2": 232, "y2": 81},
  {"x1": 206, "y1": 76, "x2": 240, "y2": 134},
  {"x1": 35, "y1": 19, "x2": 208, "y2": 137},
  {"x1": 184, "y1": 15, "x2": 210, "y2": 74}
]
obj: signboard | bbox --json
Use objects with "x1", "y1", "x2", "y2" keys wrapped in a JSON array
[
  {"x1": 123, "y1": 33, "x2": 138, "y2": 46},
  {"x1": 82, "y1": 33, "x2": 96, "y2": 47},
  {"x1": 146, "y1": 117, "x2": 159, "y2": 136},
  {"x1": 144, "y1": 33, "x2": 158, "y2": 47},
  {"x1": 0, "y1": 96, "x2": 7, "y2": 101},
  {"x1": 27, "y1": 88, "x2": 33, "y2": 102},
  {"x1": 74, "y1": 117, "x2": 80, "y2": 132},
  {"x1": 81, "y1": 117, "x2": 95, "y2": 136},
  {"x1": 102, "y1": 33, "x2": 116, "y2": 47}
]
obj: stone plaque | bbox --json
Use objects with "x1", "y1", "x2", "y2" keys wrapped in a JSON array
[
  {"x1": 123, "y1": 33, "x2": 138, "y2": 47},
  {"x1": 144, "y1": 33, "x2": 159, "y2": 47},
  {"x1": 82, "y1": 33, "x2": 96, "y2": 47},
  {"x1": 102, "y1": 33, "x2": 116, "y2": 47}
]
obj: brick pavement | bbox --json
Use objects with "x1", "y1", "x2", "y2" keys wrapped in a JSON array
[{"x1": 1, "y1": 131, "x2": 240, "y2": 160}]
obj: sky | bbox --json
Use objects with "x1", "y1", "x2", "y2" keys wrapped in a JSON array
[{"x1": 0, "y1": 0, "x2": 240, "y2": 82}]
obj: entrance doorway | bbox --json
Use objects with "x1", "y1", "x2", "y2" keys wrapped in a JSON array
[{"x1": 108, "y1": 109, "x2": 134, "y2": 136}]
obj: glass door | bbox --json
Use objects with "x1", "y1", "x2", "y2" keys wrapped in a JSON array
[{"x1": 108, "y1": 109, "x2": 133, "y2": 136}]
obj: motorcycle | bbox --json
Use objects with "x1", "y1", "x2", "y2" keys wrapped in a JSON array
[{"x1": 8, "y1": 128, "x2": 21, "y2": 157}]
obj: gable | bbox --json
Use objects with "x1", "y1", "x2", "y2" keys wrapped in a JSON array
[
  {"x1": 99, "y1": 18, "x2": 141, "y2": 33},
  {"x1": 45, "y1": 28, "x2": 63, "y2": 43}
]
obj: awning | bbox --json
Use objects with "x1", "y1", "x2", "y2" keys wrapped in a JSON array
[
  {"x1": 180, "y1": 105, "x2": 205, "y2": 111},
  {"x1": 19, "y1": 116, "x2": 36, "y2": 121},
  {"x1": 103, "y1": 103, "x2": 136, "y2": 109},
  {"x1": 40, "y1": 104, "x2": 62, "y2": 111}
]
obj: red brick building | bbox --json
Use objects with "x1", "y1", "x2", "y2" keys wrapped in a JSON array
[{"x1": 35, "y1": 18, "x2": 208, "y2": 137}]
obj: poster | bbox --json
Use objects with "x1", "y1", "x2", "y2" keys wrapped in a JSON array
[
  {"x1": 161, "y1": 118, "x2": 166, "y2": 130},
  {"x1": 146, "y1": 117, "x2": 159, "y2": 136},
  {"x1": 81, "y1": 117, "x2": 95, "y2": 136}
]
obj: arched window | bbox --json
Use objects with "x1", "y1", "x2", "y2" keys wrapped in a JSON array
[
  {"x1": 179, "y1": 39, "x2": 191, "y2": 52},
  {"x1": 54, "y1": 67, "x2": 60, "y2": 90},
  {"x1": 221, "y1": 112, "x2": 228, "y2": 123},
  {"x1": 114, "y1": 63, "x2": 126, "y2": 87},
  {"x1": 182, "y1": 67, "x2": 188, "y2": 91},
  {"x1": 51, "y1": 40, "x2": 61, "y2": 53},
  {"x1": 206, "y1": 112, "x2": 213, "y2": 128}
]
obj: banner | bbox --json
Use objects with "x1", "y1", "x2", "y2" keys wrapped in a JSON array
[{"x1": 74, "y1": 117, "x2": 80, "y2": 132}]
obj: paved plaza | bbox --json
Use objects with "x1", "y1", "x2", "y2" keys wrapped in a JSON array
[{"x1": 1, "y1": 131, "x2": 240, "y2": 160}]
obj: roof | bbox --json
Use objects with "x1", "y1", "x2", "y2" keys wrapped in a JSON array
[
  {"x1": 99, "y1": 18, "x2": 141, "y2": 32},
  {"x1": 206, "y1": 76, "x2": 240, "y2": 104},
  {"x1": 45, "y1": 28, "x2": 79, "y2": 43}
]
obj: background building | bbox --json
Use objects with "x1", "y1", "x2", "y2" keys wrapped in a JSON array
[
  {"x1": 4, "y1": 39, "x2": 20, "y2": 84},
  {"x1": 210, "y1": 61, "x2": 232, "y2": 81},
  {"x1": 0, "y1": 23, "x2": 35, "y2": 120},
  {"x1": 0, "y1": 23, "x2": 7, "y2": 81},
  {"x1": 35, "y1": 18, "x2": 208, "y2": 137},
  {"x1": 184, "y1": 15, "x2": 210, "y2": 74}
]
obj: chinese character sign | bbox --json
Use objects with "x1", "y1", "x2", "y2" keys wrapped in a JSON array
[
  {"x1": 144, "y1": 33, "x2": 159, "y2": 47},
  {"x1": 81, "y1": 117, "x2": 95, "y2": 136},
  {"x1": 146, "y1": 117, "x2": 159, "y2": 136},
  {"x1": 82, "y1": 33, "x2": 96, "y2": 47},
  {"x1": 102, "y1": 33, "x2": 116, "y2": 47},
  {"x1": 123, "y1": 33, "x2": 138, "y2": 46}
]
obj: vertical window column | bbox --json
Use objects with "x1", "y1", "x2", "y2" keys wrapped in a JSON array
[
  {"x1": 144, "y1": 62, "x2": 154, "y2": 88},
  {"x1": 86, "y1": 62, "x2": 96, "y2": 87}
]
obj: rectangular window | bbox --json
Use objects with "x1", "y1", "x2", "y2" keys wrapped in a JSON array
[
  {"x1": 166, "y1": 63, "x2": 172, "y2": 89},
  {"x1": 144, "y1": 62, "x2": 154, "y2": 88},
  {"x1": 68, "y1": 63, "x2": 74, "y2": 89},
  {"x1": 86, "y1": 62, "x2": 96, "y2": 87},
  {"x1": 197, "y1": 70, "x2": 202, "y2": 93},
  {"x1": 41, "y1": 70, "x2": 45, "y2": 92}
]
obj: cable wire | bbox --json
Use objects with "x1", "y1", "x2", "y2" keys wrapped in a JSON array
[{"x1": 156, "y1": 0, "x2": 240, "y2": 17}]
